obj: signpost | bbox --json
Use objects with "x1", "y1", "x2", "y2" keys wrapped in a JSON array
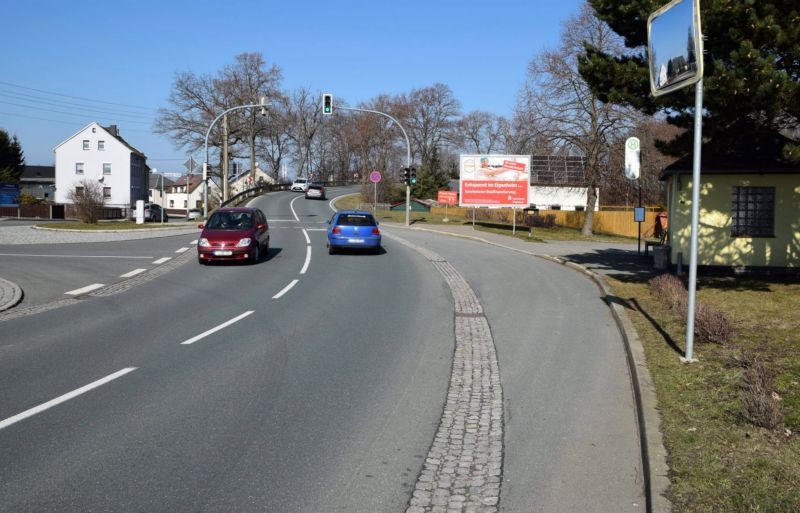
[
  {"x1": 626, "y1": 137, "x2": 643, "y2": 254},
  {"x1": 369, "y1": 171, "x2": 381, "y2": 213},
  {"x1": 648, "y1": 0, "x2": 704, "y2": 362},
  {"x1": 437, "y1": 190, "x2": 457, "y2": 222}
]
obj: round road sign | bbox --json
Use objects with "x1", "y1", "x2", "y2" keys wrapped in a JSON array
[{"x1": 369, "y1": 171, "x2": 381, "y2": 183}]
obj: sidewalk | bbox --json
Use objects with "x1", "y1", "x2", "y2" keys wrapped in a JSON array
[{"x1": 383, "y1": 221, "x2": 659, "y2": 280}]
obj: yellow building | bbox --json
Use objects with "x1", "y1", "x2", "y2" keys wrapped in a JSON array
[{"x1": 660, "y1": 148, "x2": 800, "y2": 270}]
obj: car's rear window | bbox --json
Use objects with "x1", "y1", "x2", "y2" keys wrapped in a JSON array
[
  {"x1": 337, "y1": 214, "x2": 376, "y2": 226},
  {"x1": 294, "y1": 179, "x2": 307, "y2": 183},
  {"x1": 308, "y1": 185, "x2": 322, "y2": 190}
]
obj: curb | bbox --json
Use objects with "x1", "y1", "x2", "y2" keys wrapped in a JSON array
[
  {"x1": 0, "y1": 277, "x2": 23, "y2": 312},
  {"x1": 388, "y1": 224, "x2": 672, "y2": 513},
  {"x1": 32, "y1": 225, "x2": 199, "y2": 233}
]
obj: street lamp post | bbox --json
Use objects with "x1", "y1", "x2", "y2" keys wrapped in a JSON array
[
  {"x1": 203, "y1": 98, "x2": 271, "y2": 219},
  {"x1": 333, "y1": 106, "x2": 413, "y2": 226}
]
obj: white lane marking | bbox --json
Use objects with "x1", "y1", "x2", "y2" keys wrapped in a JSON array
[
  {"x1": 120, "y1": 268, "x2": 147, "y2": 278},
  {"x1": 302, "y1": 229, "x2": 310, "y2": 244},
  {"x1": 0, "y1": 367, "x2": 137, "y2": 431},
  {"x1": 300, "y1": 246, "x2": 311, "y2": 275},
  {"x1": 289, "y1": 195, "x2": 301, "y2": 222},
  {"x1": 273, "y1": 280, "x2": 299, "y2": 299},
  {"x1": 267, "y1": 219, "x2": 299, "y2": 223},
  {"x1": 175, "y1": 247, "x2": 189, "y2": 254},
  {"x1": 190, "y1": 240, "x2": 198, "y2": 245},
  {"x1": 65, "y1": 283, "x2": 105, "y2": 295},
  {"x1": 0, "y1": 253, "x2": 153, "y2": 259},
  {"x1": 305, "y1": 228, "x2": 327, "y2": 231},
  {"x1": 153, "y1": 257, "x2": 171, "y2": 264},
  {"x1": 180, "y1": 311, "x2": 255, "y2": 345}
]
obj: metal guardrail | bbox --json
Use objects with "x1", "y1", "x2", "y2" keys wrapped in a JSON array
[{"x1": 219, "y1": 180, "x2": 355, "y2": 209}]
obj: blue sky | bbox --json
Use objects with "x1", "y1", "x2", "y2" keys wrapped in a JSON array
[{"x1": 3, "y1": 0, "x2": 584, "y2": 171}]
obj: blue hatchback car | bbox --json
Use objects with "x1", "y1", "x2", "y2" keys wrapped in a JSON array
[{"x1": 327, "y1": 210, "x2": 382, "y2": 254}]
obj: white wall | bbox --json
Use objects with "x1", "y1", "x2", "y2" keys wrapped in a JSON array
[
  {"x1": 55, "y1": 123, "x2": 133, "y2": 208},
  {"x1": 529, "y1": 186, "x2": 599, "y2": 211}
]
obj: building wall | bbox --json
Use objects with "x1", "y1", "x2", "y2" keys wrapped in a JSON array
[
  {"x1": 667, "y1": 173, "x2": 800, "y2": 267},
  {"x1": 528, "y1": 186, "x2": 599, "y2": 211},
  {"x1": 55, "y1": 123, "x2": 133, "y2": 208}
]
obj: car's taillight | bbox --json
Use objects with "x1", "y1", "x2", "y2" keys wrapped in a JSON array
[
  {"x1": 372, "y1": 227, "x2": 380, "y2": 235},
  {"x1": 332, "y1": 226, "x2": 341, "y2": 234}
]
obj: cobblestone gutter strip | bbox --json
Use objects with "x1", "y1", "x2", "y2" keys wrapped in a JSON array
[
  {"x1": 0, "y1": 277, "x2": 23, "y2": 312},
  {"x1": 385, "y1": 232, "x2": 504, "y2": 513},
  {"x1": 0, "y1": 250, "x2": 195, "y2": 323}
]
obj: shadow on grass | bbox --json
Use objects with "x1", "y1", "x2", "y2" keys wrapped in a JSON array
[
  {"x1": 627, "y1": 297, "x2": 685, "y2": 357},
  {"x1": 562, "y1": 248, "x2": 660, "y2": 281}
]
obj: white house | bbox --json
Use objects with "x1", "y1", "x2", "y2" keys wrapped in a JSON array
[
  {"x1": 54, "y1": 123, "x2": 147, "y2": 208},
  {"x1": 148, "y1": 174, "x2": 175, "y2": 209},
  {"x1": 163, "y1": 174, "x2": 221, "y2": 215},
  {"x1": 229, "y1": 164, "x2": 278, "y2": 196}
]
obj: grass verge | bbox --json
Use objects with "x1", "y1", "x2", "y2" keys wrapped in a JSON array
[{"x1": 608, "y1": 275, "x2": 799, "y2": 513}]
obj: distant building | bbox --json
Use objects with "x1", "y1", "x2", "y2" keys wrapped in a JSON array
[
  {"x1": 54, "y1": 123, "x2": 147, "y2": 208},
  {"x1": 528, "y1": 155, "x2": 598, "y2": 211},
  {"x1": 19, "y1": 165, "x2": 55, "y2": 200}
]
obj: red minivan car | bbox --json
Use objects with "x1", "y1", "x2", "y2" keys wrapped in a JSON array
[{"x1": 197, "y1": 207, "x2": 270, "y2": 264}]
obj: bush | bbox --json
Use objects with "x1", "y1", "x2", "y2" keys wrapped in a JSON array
[
  {"x1": 694, "y1": 301, "x2": 736, "y2": 344},
  {"x1": 525, "y1": 213, "x2": 556, "y2": 228},
  {"x1": 649, "y1": 273, "x2": 687, "y2": 313},
  {"x1": 67, "y1": 179, "x2": 105, "y2": 224},
  {"x1": 738, "y1": 350, "x2": 784, "y2": 430}
]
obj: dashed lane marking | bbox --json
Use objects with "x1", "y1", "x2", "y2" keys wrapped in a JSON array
[
  {"x1": 0, "y1": 368, "x2": 138, "y2": 431},
  {"x1": 153, "y1": 257, "x2": 171, "y2": 264},
  {"x1": 120, "y1": 269, "x2": 147, "y2": 278},
  {"x1": 180, "y1": 311, "x2": 254, "y2": 345},
  {"x1": 65, "y1": 283, "x2": 105, "y2": 296},
  {"x1": 175, "y1": 247, "x2": 189, "y2": 254},
  {"x1": 272, "y1": 280, "x2": 298, "y2": 299}
]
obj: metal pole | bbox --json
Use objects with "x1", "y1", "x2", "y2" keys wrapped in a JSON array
[
  {"x1": 684, "y1": 78, "x2": 704, "y2": 363},
  {"x1": 638, "y1": 182, "x2": 642, "y2": 255},
  {"x1": 334, "y1": 106, "x2": 412, "y2": 226},
  {"x1": 203, "y1": 102, "x2": 270, "y2": 220},
  {"x1": 512, "y1": 207, "x2": 516, "y2": 235},
  {"x1": 160, "y1": 174, "x2": 164, "y2": 223},
  {"x1": 373, "y1": 180, "x2": 377, "y2": 214}
]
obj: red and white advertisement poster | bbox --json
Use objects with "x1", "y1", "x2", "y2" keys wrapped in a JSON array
[
  {"x1": 459, "y1": 155, "x2": 530, "y2": 207},
  {"x1": 437, "y1": 190, "x2": 458, "y2": 205}
]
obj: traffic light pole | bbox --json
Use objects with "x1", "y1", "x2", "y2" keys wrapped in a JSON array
[
  {"x1": 203, "y1": 98, "x2": 270, "y2": 219},
  {"x1": 334, "y1": 106, "x2": 413, "y2": 226}
]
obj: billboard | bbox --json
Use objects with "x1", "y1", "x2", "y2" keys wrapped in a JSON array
[
  {"x1": 437, "y1": 190, "x2": 458, "y2": 205},
  {"x1": 0, "y1": 183, "x2": 20, "y2": 206},
  {"x1": 459, "y1": 155, "x2": 530, "y2": 207}
]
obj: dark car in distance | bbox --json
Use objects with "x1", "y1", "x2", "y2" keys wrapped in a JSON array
[
  {"x1": 327, "y1": 210, "x2": 381, "y2": 254},
  {"x1": 129, "y1": 203, "x2": 169, "y2": 222},
  {"x1": 197, "y1": 207, "x2": 270, "y2": 264},
  {"x1": 305, "y1": 183, "x2": 326, "y2": 200}
]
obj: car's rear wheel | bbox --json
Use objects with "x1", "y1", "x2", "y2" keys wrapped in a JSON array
[
  {"x1": 328, "y1": 244, "x2": 336, "y2": 255},
  {"x1": 250, "y1": 244, "x2": 260, "y2": 264}
]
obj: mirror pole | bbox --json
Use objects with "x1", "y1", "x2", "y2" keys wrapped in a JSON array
[{"x1": 683, "y1": 78, "x2": 703, "y2": 363}]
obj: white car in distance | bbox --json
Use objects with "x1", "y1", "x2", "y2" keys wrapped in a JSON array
[{"x1": 291, "y1": 178, "x2": 309, "y2": 192}]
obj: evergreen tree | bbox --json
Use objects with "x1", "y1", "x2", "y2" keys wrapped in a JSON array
[
  {"x1": 411, "y1": 146, "x2": 450, "y2": 199},
  {"x1": 579, "y1": 0, "x2": 799, "y2": 160},
  {"x1": 0, "y1": 129, "x2": 25, "y2": 183}
]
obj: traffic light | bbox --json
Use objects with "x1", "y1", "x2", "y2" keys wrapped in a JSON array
[
  {"x1": 402, "y1": 167, "x2": 410, "y2": 185},
  {"x1": 410, "y1": 167, "x2": 417, "y2": 185},
  {"x1": 260, "y1": 96, "x2": 269, "y2": 116},
  {"x1": 322, "y1": 93, "x2": 333, "y2": 115}
]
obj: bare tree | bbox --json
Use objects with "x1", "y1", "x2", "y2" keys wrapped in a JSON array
[
  {"x1": 287, "y1": 87, "x2": 323, "y2": 178},
  {"x1": 218, "y1": 53, "x2": 282, "y2": 179},
  {"x1": 458, "y1": 111, "x2": 504, "y2": 154},
  {"x1": 256, "y1": 93, "x2": 292, "y2": 181},
  {"x1": 67, "y1": 179, "x2": 105, "y2": 224},
  {"x1": 518, "y1": 3, "x2": 636, "y2": 235},
  {"x1": 399, "y1": 83, "x2": 461, "y2": 168}
]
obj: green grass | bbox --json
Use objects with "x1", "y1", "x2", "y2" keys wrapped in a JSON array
[
  {"x1": 608, "y1": 276, "x2": 800, "y2": 513},
  {"x1": 37, "y1": 220, "x2": 193, "y2": 230}
]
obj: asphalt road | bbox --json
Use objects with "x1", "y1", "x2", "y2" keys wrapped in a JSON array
[{"x1": 0, "y1": 188, "x2": 644, "y2": 512}]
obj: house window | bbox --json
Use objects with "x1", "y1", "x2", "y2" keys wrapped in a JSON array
[
  {"x1": 183, "y1": 200, "x2": 187, "y2": 208},
  {"x1": 75, "y1": 162, "x2": 84, "y2": 175},
  {"x1": 149, "y1": 190, "x2": 152, "y2": 198},
  {"x1": 75, "y1": 186, "x2": 85, "y2": 197},
  {"x1": 98, "y1": 140, "x2": 105, "y2": 151},
  {"x1": 82, "y1": 140, "x2": 90, "y2": 150},
  {"x1": 103, "y1": 187, "x2": 111, "y2": 198},
  {"x1": 169, "y1": 199, "x2": 174, "y2": 208},
  {"x1": 103, "y1": 163, "x2": 112, "y2": 175},
  {"x1": 731, "y1": 186, "x2": 774, "y2": 237}
]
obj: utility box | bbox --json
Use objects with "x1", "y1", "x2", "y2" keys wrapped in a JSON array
[{"x1": 653, "y1": 244, "x2": 670, "y2": 270}]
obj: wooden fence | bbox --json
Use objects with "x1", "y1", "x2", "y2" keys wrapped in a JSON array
[{"x1": 428, "y1": 206, "x2": 664, "y2": 239}]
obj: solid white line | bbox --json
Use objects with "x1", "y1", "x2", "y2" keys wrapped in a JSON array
[
  {"x1": 180, "y1": 311, "x2": 255, "y2": 345},
  {"x1": 0, "y1": 253, "x2": 153, "y2": 259},
  {"x1": 273, "y1": 280, "x2": 298, "y2": 299},
  {"x1": 190, "y1": 240, "x2": 198, "y2": 245},
  {"x1": 175, "y1": 247, "x2": 189, "y2": 254},
  {"x1": 305, "y1": 228, "x2": 327, "y2": 231},
  {"x1": 120, "y1": 268, "x2": 147, "y2": 278},
  {"x1": 300, "y1": 246, "x2": 311, "y2": 274},
  {"x1": 302, "y1": 229, "x2": 310, "y2": 244},
  {"x1": 153, "y1": 257, "x2": 171, "y2": 264},
  {"x1": 289, "y1": 195, "x2": 301, "y2": 222},
  {"x1": 0, "y1": 367, "x2": 137, "y2": 431},
  {"x1": 65, "y1": 283, "x2": 105, "y2": 295}
]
